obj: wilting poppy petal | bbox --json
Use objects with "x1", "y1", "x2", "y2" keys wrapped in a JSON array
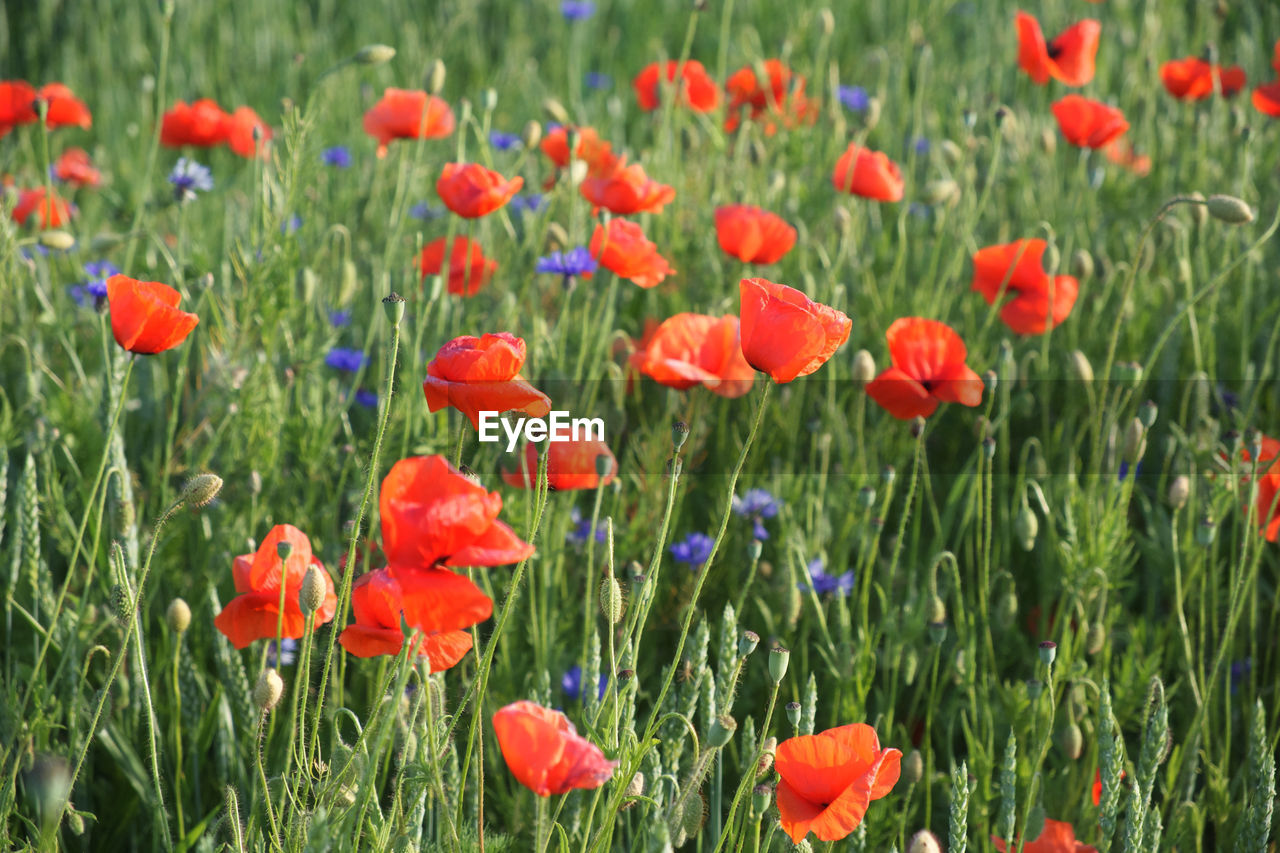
[
  {"x1": 105, "y1": 274, "x2": 199, "y2": 354},
  {"x1": 363, "y1": 88, "x2": 455, "y2": 158},
  {"x1": 437, "y1": 162, "x2": 523, "y2": 218},
  {"x1": 831, "y1": 144, "x2": 904, "y2": 201},
  {"x1": 492, "y1": 700, "x2": 617, "y2": 796},
  {"x1": 739, "y1": 278, "x2": 851, "y2": 383}
]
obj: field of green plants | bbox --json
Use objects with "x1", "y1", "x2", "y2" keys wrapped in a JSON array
[{"x1": 2, "y1": 0, "x2": 1279, "y2": 850}]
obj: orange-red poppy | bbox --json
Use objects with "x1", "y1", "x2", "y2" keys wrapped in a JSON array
[
  {"x1": 1052, "y1": 95, "x2": 1129, "y2": 149},
  {"x1": 11, "y1": 187, "x2": 72, "y2": 228},
  {"x1": 632, "y1": 60, "x2": 721, "y2": 112},
  {"x1": 1253, "y1": 81, "x2": 1280, "y2": 118},
  {"x1": 1160, "y1": 57, "x2": 1246, "y2": 100},
  {"x1": 105, "y1": 275, "x2": 199, "y2": 354},
  {"x1": 0, "y1": 80, "x2": 38, "y2": 135},
  {"x1": 436, "y1": 162, "x2": 523, "y2": 218},
  {"x1": 53, "y1": 147, "x2": 100, "y2": 187},
  {"x1": 30, "y1": 83, "x2": 91, "y2": 131},
  {"x1": 992, "y1": 818, "x2": 1098, "y2": 853},
  {"x1": 1240, "y1": 433, "x2": 1280, "y2": 541},
  {"x1": 492, "y1": 700, "x2": 618, "y2": 796},
  {"x1": 1102, "y1": 139, "x2": 1151, "y2": 176},
  {"x1": 363, "y1": 88, "x2": 455, "y2": 158},
  {"x1": 580, "y1": 159, "x2": 675, "y2": 215},
  {"x1": 775, "y1": 723, "x2": 901, "y2": 843},
  {"x1": 715, "y1": 205, "x2": 796, "y2": 264},
  {"x1": 831, "y1": 144, "x2": 904, "y2": 202},
  {"x1": 423, "y1": 333, "x2": 552, "y2": 429},
  {"x1": 865, "y1": 318, "x2": 983, "y2": 419},
  {"x1": 213, "y1": 524, "x2": 338, "y2": 650},
  {"x1": 503, "y1": 436, "x2": 618, "y2": 491},
  {"x1": 739, "y1": 277, "x2": 851, "y2": 383},
  {"x1": 224, "y1": 106, "x2": 271, "y2": 158},
  {"x1": 724, "y1": 60, "x2": 819, "y2": 133},
  {"x1": 338, "y1": 568, "x2": 476, "y2": 670},
  {"x1": 971, "y1": 239, "x2": 1079, "y2": 335},
  {"x1": 589, "y1": 219, "x2": 675, "y2": 288},
  {"x1": 161, "y1": 99, "x2": 231, "y2": 148},
  {"x1": 539, "y1": 124, "x2": 618, "y2": 175},
  {"x1": 629, "y1": 313, "x2": 756, "y2": 398},
  {"x1": 418, "y1": 236, "x2": 498, "y2": 297},
  {"x1": 378, "y1": 455, "x2": 535, "y2": 569},
  {"x1": 1014, "y1": 12, "x2": 1100, "y2": 86}
]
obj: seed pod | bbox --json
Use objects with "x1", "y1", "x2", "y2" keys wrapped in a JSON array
[
  {"x1": 1038, "y1": 641, "x2": 1057, "y2": 666},
  {"x1": 708, "y1": 715, "x2": 737, "y2": 747},
  {"x1": 769, "y1": 647, "x2": 790, "y2": 683},
  {"x1": 785, "y1": 701, "x2": 802, "y2": 728},
  {"x1": 166, "y1": 598, "x2": 191, "y2": 633},
  {"x1": 752, "y1": 784, "x2": 773, "y2": 816}
]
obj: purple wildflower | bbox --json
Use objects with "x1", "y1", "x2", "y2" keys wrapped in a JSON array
[
  {"x1": 838, "y1": 85, "x2": 870, "y2": 113},
  {"x1": 322, "y1": 145, "x2": 353, "y2": 168},
  {"x1": 670, "y1": 532, "x2": 714, "y2": 569},
  {"x1": 800, "y1": 557, "x2": 855, "y2": 597},
  {"x1": 489, "y1": 130, "x2": 521, "y2": 151},
  {"x1": 562, "y1": 664, "x2": 608, "y2": 701},
  {"x1": 325, "y1": 348, "x2": 367, "y2": 372},
  {"x1": 561, "y1": 0, "x2": 595, "y2": 20},
  {"x1": 536, "y1": 247, "x2": 597, "y2": 278}
]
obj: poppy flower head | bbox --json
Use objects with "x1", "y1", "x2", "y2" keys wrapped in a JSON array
[
  {"x1": 724, "y1": 60, "x2": 819, "y2": 133},
  {"x1": 1160, "y1": 57, "x2": 1246, "y2": 100},
  {"x1": 105, "y1": 275, "x2": 199, "y2": 354},
  {"x1": 224, "y1": 106, "x2": 272, "y2": 158},
  {"x1": 378, "y1": 455, "x2": 535, "y2": 569},
  {"x1": 589, "y1": 219, "x2": 675, "y2": 288},
  {"x1": 540, "y1": 124, "x2": 618, "y2": 175},
  {"x1": 580, "y1": 158, "x2": 676, "y2": 215},
  {"x1": 436, "y1": 162, "x2": 524, "y2": 218},
  {"x1": 714, "y1": 205, "x2": 797, "y2": 264},
  {"x1": 739, "y1": 278, "x2": 852, "y2": 383},
  {"x1": 1253, "y1": 81, "x2": 1280, "y2": 118},
  {"x1": 161, "y1": 99, "x2": 231, "y2": 148},
  {"x1": 0, "y1": 80, "x2": 38, "y2": 135},
  {"x1": 865, "y1": 317, "x2": 984, "y2": 419},
  {"x1": 1014, "y1": 13, "x2": 1100, "y2": 87},
  {"x1": 1240, "y1": 433, "x2": 1280, "y2": 541},
  {"x1": 419, "y1": 236, "x2": 498, "y2": 297},
  {"x1": 774, "y1": 723, "x2": 901, "y2": 843},
  {"x1": 363, "y1": 88, "x2": 455, "y2": 158},
  {"x1": 630, "y1": 313, "x2": 756, "y2": 398},
  {"x1": 35, "y1": 83, "x2": 92, "y2": 130},
  {"x1": 214, "y1": 524, "x2": 338, "y2": 650},
  {"x1": 338, "y1": 569, "x2": 477, "y2": 670},
  {"x1": 1052, "y1": 95, "x2": 1129, "y2": 149},
  {"x1": 423, "y1": 333, "x2": 552, "y2": 429},
  {"x1": 831, "y1": 144, "x2": 904, "y2": 202},
  {"x1": 492, "y1": 700, "x2": 618, "y2": 796},
  {"x1": 12, "y1": 187, "x2": 72, "y2": 228},
  {"x1": 971, "y1": 239, "x2": 1079, "y2": 335},
  {"x1": 632, "y1": 60, "x2": 721, "y2": 112},
  {"x1": 53, "y1": 147, "x2": 101, "y2": 187},
  {"x1": 991, "y1": 818, "x2": 1099, "y2": 853},
  {"x1": 503, "y1": 435, "x2": 618, "y2": 491}
]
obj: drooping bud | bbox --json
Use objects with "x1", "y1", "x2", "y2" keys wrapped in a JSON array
[
  {"x1": 39, "y1": 230, "x2": 76, "y2": 250},
  {"x1": 619, "y1": 771, "x2": 645, "y2": 810},
  {"x1": 1070, "y1": 248, "x2": 1094, "y2": 280},
  {"x1": 1069, "y1": 350, "x2": 1094, "y2": 384},
  {"x1": 1042, "y1": 242, "x2": 1061, "y2": 276},
  {"x1": 818, "y1": 8, "x2": 835, "y2": 34},
  {"x1": 166, "y1": 598, "x2": 191, "y2": 633},
  {"x1": 1205, "y1": 194, "x2": 1254, "y2": 225},
  {"x1": 542, "y1": 97, "x2": 569, "y2": 125},
  {"x1": 925, "y1": 594, "x2": 946, "y2": 625},
  {"x1": 354, "y1": 44, "x2": 396, "y2": 65},
  {"x1": 301, "y1": 564, "x2": 327, "y2": 615},
  {"x1": 1086, "y1": 622, "x2": 1106, "y2": 655},
  {"x1": 996, "y1": 588, "x2": 1018, "y2": 629},
  {"x1": 1014, "y1": 505, "x2": 1038, "y2": 551},
  {"x1": 180, "y1": 473, "x2": 223, "y2": 509},
  {"x1": 521, "y1": 120, "x2": 542, "y2": 149},
  {"x1": 253, "y1": 668, "x2": 284, "y2": 712}
]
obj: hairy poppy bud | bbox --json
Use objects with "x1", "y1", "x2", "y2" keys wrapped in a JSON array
[
  {"x1": 301, "y1": 565, "x2": 327, "y2": 615},
  {"x1": 110, "y1": 583, "x2": 132, "y2": 624},
  {"x1": 39, "y1": 230, "x2": 76, "y2": 250},
  {"x1": 756, "y1": 737, "x2": 777, "y2": 776},
  {"x1": 180, "y1": 473, "x2": 223, "y2": 509},
  {"x1": 925, "y1": 594, "x2": 946, "y2": 625},
  {"x1": 355, "y1": 44, "x2": 396, "y2": 66},
  {"x1": 1014, "y1": 504, "x2": 1038, "y2": 551},
  {"x1": 427, "y1": 59, "x2": 447, "y2": 95},
  {"x1": 769, "y1": 647, "x2": 790, "y2": 683},
  {"x1": 1168, "y1": 475, "x2": 1190, "y2": 509},
  {"x1": 542, "y1": 97, "x2": 569, "y2": 125},
  {"x1": 921, "y1": 179, "x2": 959, "y2": 206},
  {"x1": 1043, "y1": 242, "x2": 1061, "y2": 276},
  {"x1": 599, "y1": 574, "x2": 624, "y2": 623},
  {"x1": 1069, "y1": 349, "x2": 1094, "y2": 384},
  {"x1": 166, "y1": 598, "x2": 191, "y2": 634},
  {"x1": 620, "y1": 771, "x2": 645, "y2": 810},
  {"x1": 909, "y1": 830, "x2": 943, "y2": 853},
  {"x1": 1058, "y1": 722, "x2": 1084, "y2": 760},
  {"x1": 938, "y1": 139, "x2": 962, "y2": 166},
  {"x1": 1086, "y1": 622, "x2": 1106, "y2": 655},
  {"x1": 253, "y1": 668, "x2": 284, "y2": 712},
  {"x1": 1123, "y1": 418, "x2": 1146, "y2": 464},
  {"x1": 903, "y1": 749, "x2": 924, "y2": 785},
  {"x1": 1206, "y1": 194, "x2": 1253, "y2": 225},
  {"x1": 865, "y1": 97, "x2": 882, "y2": 129},
  {"x1": 818, "y1": 8, "x2": 835, "y2": 34},
  {"x1": 1070, "y1": 248, "x2": 1094, "y2": 280},
  {"x1": 852, "y1": 349, "x2": 876, "y2": 385}
]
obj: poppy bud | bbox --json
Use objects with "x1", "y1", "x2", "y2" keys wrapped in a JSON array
[
  {"x1": 938, "y1": 139, "x2": 962, "y2": 166},
  {"x1": 1205, "y1": 194, "x2": 1253, "y2": 225},
  {"x1": 180, "y1": 473, "x2": 224, "y2": 509},
  {"x1": 1086, "y1": 622, "x2": 1106, "y2": 654},
  {"x1": 1014, "y1": 504, "x2": 1038, "y2": 551},
  {"x1": 756, "y1": 737, "x2": 777, "y2": 776},
  {"x1": 1070, "y1": 248, "x2": 1094, "y2": 280},
  {"x1": 1042, "y1": 242, "x2": 1061, "y2": 276},
  {"x1": 1039, "y1": 126, "x2": 1057, "y2": 154},
  {"x1": 110, "y1": 583, "x2": 132, "y2": 624},
  {"x1": 301, "y1": 564, "x2": 327, "y2": 615},
  {"x1": 920, "y1": 179, "x2": 958, "y2": 206},
  {"x1": 427, "y1": 59, "x2": 447, "y2": 95},
  {"x1": 903, "y1": 749, "x2": 924, "y2": 784},
  {"x1": 925, "y1": 594, "x2": 946, "y2": 625},
  {"x1": 542, "y1": 97, "x2": 569, "y2": 125},
  {"x1": 679, "y1": 791, "x2": 707, "y2": 841},
  {"x1": 752, "y1": 784, "x2": 773, "y2": 816},
  {"x1": 851, "y1": 349, "x2": 876, "y2": 385},
  {"x1": 910, "y1": 416, "x2": 926, "y2": 438},
  {"x1": 996, "y1": 589, "x2": 1018, "y2": 629},
  {"x1": 67, "y1": 810, "x2": 86, "y2": 836},
  {"x1": 928, "y1": 621, "x2": 946, "y2": 644},
  {"x1": 166, "y1": 598, "x2": 191, "y2": 634},
  {"x1": 1123, "y1": 417, "x2": 1145, "y2": 463},
  {"x1": 738, "y1": 630, "x2": 760, "y2": 657},
  {"x1": 521, "y1": 120, "x2": 542, "y2": 149},
  {"x1": 865, "y1": 97, "x2": 882, "y2": 129},
  {"x1": 1038, "y1": 640, "x2": 1057, "y2": 666},
  {"x1": 253, "y1": 668, "x2": 284, "y2": 712},
  {"x1": 599, "y1": 574, "x2": 624, "y2": 623},
  {"x1": 355, "y1": 44, "x2": 396, "y2": 65},
  {"x1": 902, "y1": 647, "x2": 920, "y2": 685},
  {"x1": 1196, "y1": 516, "x2": 1216, "y2": 546},
  {"x1": 383, "y1": 292, "x2": 406, "y2": 326},
  {"x1": 1069, "y1": 349, "x2": 1094, "y2": 384},
  {"x1": 909, "y1": 830, "x2": 943, "y2": 853},
  {"x1": 39, "y1": 230, "x2": 76, "y2": 250},
  {"x1": 1187, "y1": 191, "x2": 1209, "y2": 226},
  {"x1": 818, "y1": 8, "x2": 835, "y2": 34},
  {"x1": 708, "y1": 715, "x2": 737, "y2": 747},
  {"x1": 671, "y1": 420, "x2": 690, "y2": 452},
  {"x1": 785, "y1": 701, "x2": 802, "y2": 727},
  {"x1": 1167, "y1": 475, "x2": 1190, "y2": 509},
  {"x1": 982, "y1": 370, "x2": 998, "y2": 396},
  {"x1": 1058, "y1": 722, "x2": 1084, "y2": 760},
  {"x1": 769, "y1": 647, "x2": 790, "y2": 683}
]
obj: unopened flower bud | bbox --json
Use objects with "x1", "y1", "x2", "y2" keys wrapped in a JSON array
[
  {"x1": 180, "y1": 473, "x2": 223, "y2": 509},
  {"x1": 909, "y1": 830, "x2": 943, "y2": 853},
  {"x1": 833, "y1": 205, "x2": 852, "y2": 234},
  {"x1": 1043, "y1": 242, "x2": 1060, "y2": 276},
  {"x1": 903, "y1": 749, "x2": 924, "y2": 784},
  {"x1": 818, "y1": 8, "x2": 835, "y2": 34},
  {"x1": 1086, "y1": 622, "x2": 1106, "y2": 654},
  {"x1": 620, "y1": 771, "x2": 645, "y2": 810},
  {"x1": 1070, "y1": 248, "x2": 1094, "y2": 280},
  {"x1": 39, "y1": 230, "x2": 76, "y2": 250},
  {"x1": 599, "y1": 574, "x2": 624, "y2": 623},
  {"x1": 769, "y1": 647, "x2": 790, "y2": 683},
  {"x1": 1138, "y1": 400, "x2": 1158, "y2": 429},
  {"x1": 1058, "y1": 722, "x2": 1083, "y2": 760},
  {"x1": 938, "y1": 139, "x2": 963, "y2": 166},
  {"x1": 1167, "y1": 475, "x2": 1190, "y2": 509},
  {"x1": 1205, "y1": 194, "x2": 1253, "y2": 225},
  {"x1": 1069, "y1": 350, "x2": 1094, "y2": 384},
  {"x1": 521, "y1": 120, "x2": 542, "y2": 149},
  {"x1": 301, "y1": 564, "x2": 327, "y2": 615},
  {"x1": 921, "y1": 179, "x2": 959, "y2": 206},
  {"x1": 1014, "y1": 505, "x2": 1038, "y2": 551},
  {"x1": 166, "y1": 598, "x2": 191, "y2": 633},
  {"x1": 542, "y1": 97, "x2": 569, "y2": 125},
  {"x1": 1113, "y1": 361, "x2": 1143, "y2": 386},
  {"x1": 1038, "y1": 640, "x2": 1057, "y2": 666},
  {"x1": 427, "y1": 59, "x2": 447, "y2": 94},
  {"x1": 996, "y1": 589, "x2": 1018, "y2": 629},
  {"x1": 1123, "y1": 418, "x2": 1146, "y2": 463},
  {"x1": 253, "y1": 668, "x2": 284, "y2": 712},
  {"x1": 756, "y1": 737, "x2": 777, "y2": 776},
  {"x1": 852, "y1": 349, "x2": 876, "y2": 384},
  {"x1": 925, "y1": 594, "x2": 946, "y2": 625},
  {"x1": 355, "y1": 44, "x2": 396, "y2": 66}
]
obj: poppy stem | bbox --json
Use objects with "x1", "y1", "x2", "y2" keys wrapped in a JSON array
[{"x1": 711, "y1": 681, "x2": 780, "y2": 853}]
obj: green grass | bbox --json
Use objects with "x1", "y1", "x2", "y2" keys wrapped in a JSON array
[{"x1": 2, "y1": 0, "x2": 1279, "y2": 850}]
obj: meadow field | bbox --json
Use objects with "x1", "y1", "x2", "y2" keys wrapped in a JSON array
[{"x1": 2, "y1": 0, "x2": 1279, "y2": 849}]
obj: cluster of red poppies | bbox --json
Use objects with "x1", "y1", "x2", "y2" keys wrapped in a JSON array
[
  {"x1": 160, "y1": 98, "x2": 272, "y2": 158},
  {"x1": 631, "y1": 58, "x2": 820, "y2": 135}
]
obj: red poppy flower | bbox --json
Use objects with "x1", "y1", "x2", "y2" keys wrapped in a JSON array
[
  {"x1": 492, "y1": 700, "x2": 618, "y2": 796},
  {"x1": 971, "y1": 239, "x2": 1079, "y2": 335},
  {"x1": 423, "y1": 333, "x2": 552, "y2": 429},
  {"x1": 1102, "y1": 139, "x2": 1151, "y2": 176},
  {"x1": 580, "y1": 159, "x2": 675, "y2": 215},
  {"x1": 1160, "y1": 57, "x2": 1246, "y2": 100},
  {"x1": 865, "y1": 318, "x2": 983, "y2": 419},
  {"x1": 724, "y1": 60, "x2": 819, "y2": 133},
  {"x1": 363, "y1": 88, "x2": 455, "y2": 158},
  {"x1": 775, "y1": 723, "x2": 901, "y2": 843},
  {"x1": 1052, "y1": 95, "x2": 1129, "y2": 149},
  {"x1": 224, "y1": 106, "x2": 271, "y2": 158},
  {"x1": 715, "y1": 205, "x2": 797, "y2": 264},
  {"x1": 436, "y1": 162, "x2": 523, "y2": 219},
  {"x1": 53, "y1": 147, "x2": 100, "y2": 187},
  {"x1": 338, "y1": 569, "x2": 476, "y2": 670},
  {"x1": 0, "y1": 80, "x2": 38, "y2": 135},
  {"x1": 589, "y1": 219, "x2": 675, "y2": 288},
  {"x1": 1241, "y1": 433, "x2": 1280, "y2": 541},
  {"x1": 539, "y1": 125, "x2": 618, "y2": 175},
  {"x1": 503, "y1": 435, "x2": 617, "y2": 491},
  {"x1": 831, "y1": 144, "x2": 904, "y2": 202},
  {"x1": 1014, "y1": 13, "x2": 1100, "y2": 87},
  {"x1": 213, "y1": 524, "x2": 338, "y2": 650},
  {"x1": 32, "y1": 83, "x2": 91, "y2": 130},
  {"x1": 992, "y1": 818, "x2": 1098, "y2": 853},
  {"x1": 739, "y1": 278, "x2": 851, "y2": 383},
  {"x1": 1253, "y1": 82, "x2": 1280, "y2": 118},
  {"x1": 629, "y1": 313, "x2": 756, "y2": 398},
  {"x1": 378, "y1": 455, "x2": 535, "y2": 569},
  {"x1": 419, "y1": 237, "x2": 498, "y2": 297},
  {"x1": 161, "y1": 99, "x2": 231, "y2": 148},
  {"x1": 11, "y1": 187, "x2": 72, "y2": 228},
  {"x1": 105, "y1": 275, "x2": 199, "y2": 354},
  {"x1": 632, "y1": 60, "x2": 721, "y2": 112}
]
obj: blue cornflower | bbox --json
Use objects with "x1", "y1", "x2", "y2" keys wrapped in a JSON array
[
  {"x1": 168, "y1": 157, "x2": 213, "y2": 202},
  {"x1": 69, "y1": 260, "x2": 120, "y2": 307},
  {"x1": 562, "y1": 664, "x2": 608, "y2": 701},
  {"x1": 585, "y1": 72, "x2": 613, "y2": 90},
  {"x1": 566, "y1": 506, "x2": 608, "y2": 547},
  {"x1": 909, "y1": 136, "x2": 930, "y2": 156},
  {"x1": 329, "y1": 309, "x2": 352, "y2": 328},
  {"x1": 1118, "y1": 461, "x2": 1143, "y2": 482},
  {"x1": 670, "y1": 532, "x2": 715, "y2": 569},
  {"x1": 561, "y1": 0, "x2": 595, "y2": 20},
  {"x1": 325, "y1": 348, "x2": 367, "y2": 372},
  {"x1": 410, "y1": 202, "x2": 444, "y2": 221},
  {"x1": 322, "y1": 145, "x2": 353, "y2": 168},
  {"x1": 536, "y1": 247, "x2": 597, "y2": 279},
  {"x1": 510, "y1": 193, "x2": 547, "y2": 215},
  {"x1": 732, "y1": 488, "x2": 780, "y2": 540},
  {"x1": 355, "y1": 388, "x2": 379, "y2": 408},
  {"x1": 281, "y1": 214, "x2": 302, "y2": 234},
  {"x1": 800, "y1": 557, "x2": 855, "y2": 597},
  {"x1": 267, "y1": 638, "x2": 298, "y2": 667},
  {"x1": 489, "y1": 130, "x2": 522, "y2": 151},
  {"x1": 838, "y1": 85, "x2": 870, "y2": 113}
]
